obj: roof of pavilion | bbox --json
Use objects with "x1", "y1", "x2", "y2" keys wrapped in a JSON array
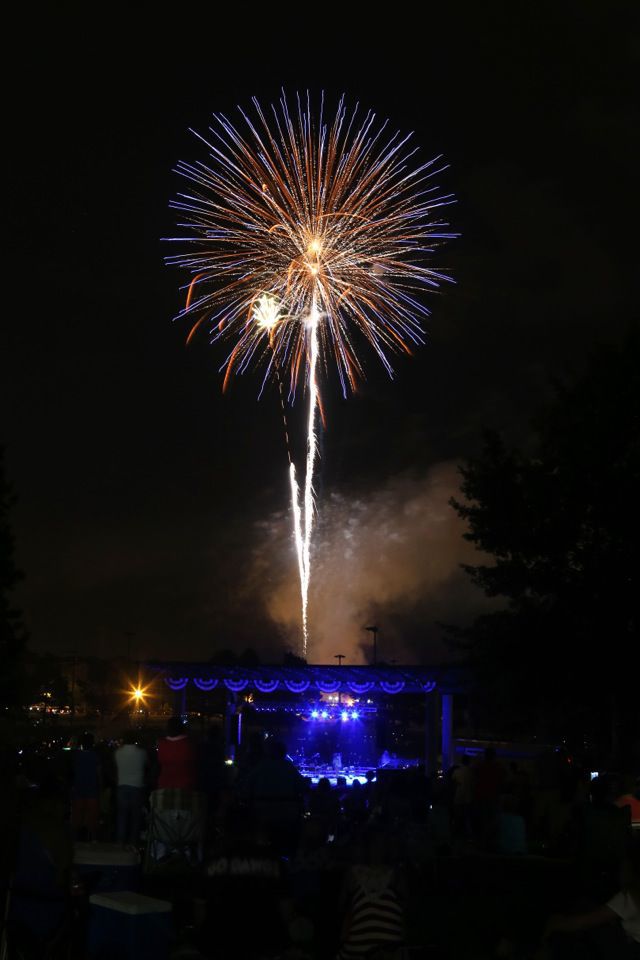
[{"x1": 147, "y1": 662, "x2": 469, "y2": 695}]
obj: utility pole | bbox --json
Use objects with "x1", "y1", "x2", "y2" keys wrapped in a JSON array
[
  {"x1": 364, "y1": 626, "x2": 379, "y2": 665},
  {"x1": 67, "y1": 651, "x2": 78, "y2": 730},
  {"x1": 334, "y1": 654, "x2": 345, "y2": 705},
  {"x1": 124, "y1": 632, "x2": 134, "y2": 665}
]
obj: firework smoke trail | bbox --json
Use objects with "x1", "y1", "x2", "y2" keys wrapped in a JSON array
[
  {"x1": 298, "y1": 295, "x2": 320, "y2": 652},
  {"x1": 275, "y1": 297, "x2": 318, "y2": 654},
  {"x1": 272, "y1": 363, "x2": 306, "y2": 631},
  {"x1": 289, "y1": 462, "x2": 305, "y2": 634},
  {"x1": 282, "y1": 296, "x2": 320, "y2": 655},
  {"x1": 275, "y1": 377, "x2": 306, "y2": 638},
  {"x1": 167, "y1": 92, "x2": 456, "y2": 654},
  {"x1": 267, "y1": 321, "x2": 307, "y2": 641}
]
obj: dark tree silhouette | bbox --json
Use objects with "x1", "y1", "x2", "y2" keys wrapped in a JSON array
[
  {"x1": 0, "y1": 447, "x2": 26, "y2": 709},
  {"x1": 450, "y1": 332, "x2": 640, "y2": 763}
]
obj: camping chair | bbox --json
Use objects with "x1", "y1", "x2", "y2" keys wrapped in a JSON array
[
  {"x1": 5, "y1": 884, "x2": 74, "y2": 960},
  {"x1": 5, "y1": 825, "x2": 76, "y2": 959},
  {"x1": 143, "y1": 789, "x2": 206, "y2": 874}
]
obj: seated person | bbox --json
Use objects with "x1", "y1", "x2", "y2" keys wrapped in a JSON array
[
  {"x1": 337, "y1": 830, "x2": 406, "y2": 960},
  {"x1": 544, "y1": 840, "x2": 640, "y2": 958},
  {"x1": 9, "y1": 776, "x2": 73, "y2": 953}
]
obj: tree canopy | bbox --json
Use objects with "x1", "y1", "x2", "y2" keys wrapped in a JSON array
[
  {"x1": 0, "y1": 447, "x2": 26, "y2": 708},
  {"x1": 450, "y1": 332, "x2": 639, "y2": 761}
]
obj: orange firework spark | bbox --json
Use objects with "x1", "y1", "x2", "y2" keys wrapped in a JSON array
[{"x1": 167, "y1": 91, "x2": 455, "y2": 399}]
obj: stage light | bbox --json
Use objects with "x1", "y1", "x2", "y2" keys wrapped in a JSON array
[
  {"x1": 321, "y1": 710, "x2": 329, "y2": 719},
  {"x1": 351, "y1": 711, "x2": 359, "y2": 719},
  {"x1": 311, "y1": 710, "x2": 319, "y2": 719},
  {"x1": 341, "y1": 711, "x2": 349, "y2": 722}
]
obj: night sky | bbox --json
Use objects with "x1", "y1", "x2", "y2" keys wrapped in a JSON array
[{"x1": 3, "y1": 8, "x2": 638, "y2": 664}]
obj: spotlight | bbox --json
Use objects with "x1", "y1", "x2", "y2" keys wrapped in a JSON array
[
  {"x1": 321, "y1": 710, "x2": 329, "y2": 719},
  {"x1": 351, "y1": 711, "x2": 359, "y2": 719},
  {"x1": 311, "y1": 710, "x2": 319, "y2": 719},
  {"x1": 341, "y1": 711, "x2": 349, "y2": 722}
]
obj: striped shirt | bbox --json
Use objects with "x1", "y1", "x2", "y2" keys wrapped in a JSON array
[{"x1": 338, "y1": 865, "x2": 404, "y2": 959}]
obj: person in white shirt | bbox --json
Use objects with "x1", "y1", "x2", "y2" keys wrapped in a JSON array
[{"x1": 114, "y1": 730, "x2": 148, "y2": 845}]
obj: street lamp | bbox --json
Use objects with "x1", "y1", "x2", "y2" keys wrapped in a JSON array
[
  {"x1": 364, "y1": 626, "x2": 379, "y2": 665},
  {"x1": 334, "y1": 654, "x2": 345, "y2": 705}
]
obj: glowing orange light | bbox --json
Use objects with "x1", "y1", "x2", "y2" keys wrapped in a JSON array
[{"x1": 128, "y1": 684, "x2": 147, "y2": 704}]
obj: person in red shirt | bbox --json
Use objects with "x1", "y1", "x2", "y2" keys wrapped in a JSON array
[
  {"x1": 157, "y1": 717, "x2": 196, "y2": 790},
  {"x1": 615, "y1": 777, "x2": 640, "y2": 825}
]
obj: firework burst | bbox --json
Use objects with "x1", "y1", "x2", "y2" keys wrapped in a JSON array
[{"x1": 168, "y1": 92, "x2": 455, "y2": 654}]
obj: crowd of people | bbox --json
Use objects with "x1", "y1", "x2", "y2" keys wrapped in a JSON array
[{"x1": 1, "y1": 722, "x2": 638, "y2": 959}]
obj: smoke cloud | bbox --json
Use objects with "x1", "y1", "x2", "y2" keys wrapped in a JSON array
[{"x1": 250, "y1": 461, "x2": 492, "y2": 663}]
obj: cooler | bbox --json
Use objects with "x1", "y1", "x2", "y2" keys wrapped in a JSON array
[
  {"x1": 74, "y1": 842, "x2": 140, "y2": 892},
  {"x1": 88, "y1": 890, "x2": 172, "y2": 960}
]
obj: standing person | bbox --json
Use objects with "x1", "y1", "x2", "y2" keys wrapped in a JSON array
[
  {"x1": 575, "y1": 774, "x2": 630, "y2": 901},
  {"x1": 114, "y1": 730, "x2": 147, "y2": 846},
  {"x1": 615, "y1": 777, "x2": 640, "y2": 826},
  {"x1": 474, "y1": 747, "x2": 504, "y2": 851},
  {"x1": 246, "y1": 739, "x2": 305, "y2": 855},
  {"x1": 149, "y1": 720, "x2": 203, "y2": 868},
  {"x1": 157, "y1": 717, "x2": 196, "y2": 790},
  {"x1": 452, "y1": 755, "x2": 474, "y2": 840},
  {"x1": 72, "y1": 732, "x2": 100, "y2": 841}
]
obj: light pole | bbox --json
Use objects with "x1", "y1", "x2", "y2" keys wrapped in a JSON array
[
  {"x1": 70, "y1": 652, "x2": 77, "y2": 728},
  {"x1": 334, "y1": 654, "x2": 345, "y2": 705},
  {"x1": 364, "y1": 626, "x2": 379, "y2": 665},
  {"x1": 124, "y1": 632, "x2": 135, "y2": 665},
  {"x1": 61, "y1": 650, "x2": 78, "y2": 729}
]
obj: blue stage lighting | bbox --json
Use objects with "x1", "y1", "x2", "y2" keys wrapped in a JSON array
[
  {"x1": 321, "y1": 710, "x2": 329, "y2": 719},
  {"x1": 351, "y1": 710, "x2": 359, "y2": 719},
  {"x1": 311, "y1": 710, "x2": 319, "y2": 719},
  {"x1": 341, "y1": 710, "x2": 349, "y2": 721}
]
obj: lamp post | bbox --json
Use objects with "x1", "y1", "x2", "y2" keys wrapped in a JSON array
[
  {"x1": 364, "y1": 626, "x2": 379, "y2": 665},
  {"x1": 124, "y1": 632, "x2": 134, "y2": 664},
  {"x1": 61, "y1": 650, "x2": 78, "y2": 730},
  {"x1": 334, "y1": 654, "x2": 345, "y2": 705}
]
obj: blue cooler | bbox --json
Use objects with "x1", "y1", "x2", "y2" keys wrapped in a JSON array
[
  {"x1": 88, "y1": 891, "x2": 172, "y2": 960},
  {"x1": 74, "y1": 842, "x2": 140, "y2": 892}
]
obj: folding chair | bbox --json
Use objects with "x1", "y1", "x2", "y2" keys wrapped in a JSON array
[
  {"x1": 143, "y1": 789, "x2": 206, "y2": 874},
  {"x1": 5, "y1": 886, "x2": 74, "y2": 960}
]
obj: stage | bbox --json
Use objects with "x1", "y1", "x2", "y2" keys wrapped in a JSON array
[
  {"x1": 294, "y1": 756, "x2": 423, "y2": 786},
  {"x1": 149, "y1": 661, "x2": 468, "y2": 775}
]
